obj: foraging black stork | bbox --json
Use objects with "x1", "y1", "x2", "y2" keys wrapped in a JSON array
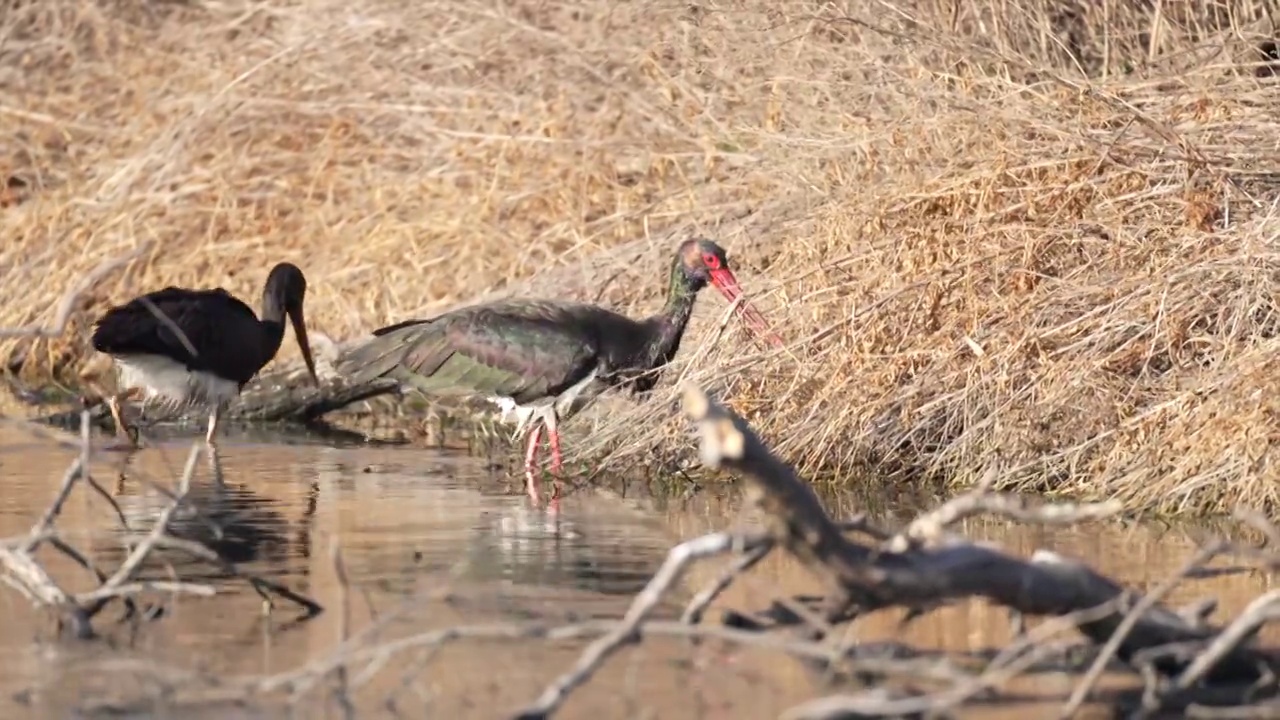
[
  {"x1": 89, "y1": 262, "x2": 320, "y2": 447},
  {"x1": 337, "y1": 237, "x2": 783, "y2": 504}
]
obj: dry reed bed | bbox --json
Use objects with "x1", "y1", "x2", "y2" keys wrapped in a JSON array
[{"x1": 2, "y1": 0, "x2": 1280, "y2": 515}]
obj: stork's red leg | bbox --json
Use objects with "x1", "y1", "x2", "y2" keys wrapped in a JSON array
[
  {"x1": 523, "y1": 425, "x2": 545, "y2": 505},
  {"x1": 547, "y1": 426, "x2": 564, "y2": 501},
  {"x1": 548, "y1": 429, "x2": 564, "y2": 473}
]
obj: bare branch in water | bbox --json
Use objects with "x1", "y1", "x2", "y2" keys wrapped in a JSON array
[
  {"x1": 501, "y1": 385, "x2": 1280, "y2": 718},
  {"x1": 7, "y1": 383, "x2": 1280, "y2": 720},
  {"x1": 513, "y1": 531, "x2": 757, "y2": 719},
  {"x1": 0, "y1": 413, "x2": 323, "y2": 639}
]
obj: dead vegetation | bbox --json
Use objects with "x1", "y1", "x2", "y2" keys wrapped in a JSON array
[{"x1": 3, "y1": 0, "x2": 1280, "y2": 514}]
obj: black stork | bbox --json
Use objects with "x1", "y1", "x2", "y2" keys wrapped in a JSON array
[
  {"x1": 88, "y1": 262, "x2": 320, "y2": 447},
  {"x1": 336, "y1": 237, "x2": 783, "y2": 505}
]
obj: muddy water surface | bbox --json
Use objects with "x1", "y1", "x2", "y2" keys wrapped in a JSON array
[{"x1": 0, "y1": 423, "x2": 1273, "y2": 719}]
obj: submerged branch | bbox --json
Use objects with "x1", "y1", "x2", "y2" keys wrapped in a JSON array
[{"x1": 514, "y1": 531, "x2": 762, "y2": 719}]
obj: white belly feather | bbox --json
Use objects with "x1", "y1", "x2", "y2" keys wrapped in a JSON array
[
  {"x1": 114, "y1": 354, "x2": 242, "y2": 410},
  {"x1": 486, "y1": 366, "x2": 602, "y2": 439}
]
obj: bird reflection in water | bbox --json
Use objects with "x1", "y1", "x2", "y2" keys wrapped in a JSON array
[
  {"x1": 455, "y1": 502, "x2": 667, "y2": 609},
  {"x1": 103, "y1": 446, "x2": 315, "y2": 581}
]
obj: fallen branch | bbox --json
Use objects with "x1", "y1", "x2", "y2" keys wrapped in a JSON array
[
  {"x1": 24, "y1": 330, "x2": 400, "y2": 437},
  {"x1": 506, "y1": 384, "x2": 1280, "y2": 718},
  {"x1": 687, "y1": 385, "x2": 1280, "y2": 717}
]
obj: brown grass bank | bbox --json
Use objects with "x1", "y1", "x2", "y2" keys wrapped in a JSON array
[{"x1": 2, "y1": 0, "x2": 1279, "y2": 515}]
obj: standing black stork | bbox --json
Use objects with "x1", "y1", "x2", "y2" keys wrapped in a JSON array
[
  {"x1": 336, "y1": 237, "x2": 783, "y2": 505},
  {"x1": 88, "y1": 262, "x2": 320, "y2": 447}
]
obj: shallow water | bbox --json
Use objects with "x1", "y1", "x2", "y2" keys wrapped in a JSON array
[{"x1": 0, "y1": 422, "x2": 1274, "y2": 719}]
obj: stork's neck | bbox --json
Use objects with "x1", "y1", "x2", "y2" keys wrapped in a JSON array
[
  {"x1": 257, "y1": 291, "x2": 288, "y2": 365},
  {"x1": 641, "y1": 259, "x2": 699, "y2": 370}
]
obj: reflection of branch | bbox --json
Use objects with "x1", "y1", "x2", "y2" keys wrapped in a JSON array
[
  {"x1": 0, "y1": 414, "x2": 322, "y2": 640},
  {"x1": 95, "y1": 444, "x2": 204, "y2": 598},
  {"x1": 130, "y1": 534, "x2": 323, "y2": 617},
  {"x1": 0, "y1": 244, "x2": 150, "y2": 339}
]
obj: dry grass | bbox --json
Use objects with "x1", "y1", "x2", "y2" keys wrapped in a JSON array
[{"x1": 2, "y1": 0, "x2": 1279, "y2": 516}]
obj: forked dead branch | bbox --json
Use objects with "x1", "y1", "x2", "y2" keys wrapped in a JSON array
[
  {"x1": 0, "y1": 412, "x2": 323, "y2": 640},
  {"x1": 508, "y1": 385, "x2": 1280, "y2": 719}
]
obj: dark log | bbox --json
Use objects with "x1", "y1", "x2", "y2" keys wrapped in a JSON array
[{"x1": 510, "y1": 386, "x2": 1280, "y2": 719}]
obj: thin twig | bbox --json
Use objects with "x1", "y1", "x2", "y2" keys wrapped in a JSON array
[
  {"x1": 514, "y1": 532, "x2": 746, "y2": 719},
  {"x1": 681, "y1": 533, "x2": 774, "y2": 624},
  {"x1": 1059, "y1": 541, "x2": 1228, "y2": 718}
]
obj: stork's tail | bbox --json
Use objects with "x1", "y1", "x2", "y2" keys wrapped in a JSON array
[{"x1": 334, "y1": 319, "x2": 434, "y2": 384}]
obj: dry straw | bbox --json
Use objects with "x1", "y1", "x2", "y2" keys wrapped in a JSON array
[{"x1": 2, "y1": 0, "x2": 1279, "y2": 515}]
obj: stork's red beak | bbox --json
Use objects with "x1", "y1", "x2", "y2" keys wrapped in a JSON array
[{"x1": 708, "y1": 268, "x2": 784, "y2": 348}]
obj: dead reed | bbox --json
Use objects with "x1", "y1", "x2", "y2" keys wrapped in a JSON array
[{"x1": 2, "y1": 0, "x2": 1279, "y2": 514}]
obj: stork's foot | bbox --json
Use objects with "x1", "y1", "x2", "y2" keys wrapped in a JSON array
[
  {"x1": 204, "y1": 407, "x2": 226, "y2": 447},
  {"x1": 110, "y1": 450, "x2": 142, "y2": 491},
  {"x1": 99, "y1": 392, "x2": 143, "y2": 452},
  {"x1": 522, "y1": 424, "x2": 547, "y2": 506},
  {"x1": 102, "y1": 423, "x2": 142, "y2": 453},
  {"x1": 206, "y1": 442, "x2": 225, "y2": 486},
  {"x1": 518, "y1": 422, "x2": 566, "y2": 513},
  {"x1": 523, "y1": 459, "x2": 548, "y2": 506},
  {"x1": 522, "y1": 472, "x2": 561, "y2": 513}
]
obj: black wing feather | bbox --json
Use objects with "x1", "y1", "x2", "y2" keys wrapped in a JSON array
[
  {"x1": 371, "y1": 318, "x2": 429, "y2": 337},
  {"x1": 91, "y1": 287, "x2": 270, "y2": 385},
  {"x1": 340, "y1": 300, "x2": 643, "y2": 404}
]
